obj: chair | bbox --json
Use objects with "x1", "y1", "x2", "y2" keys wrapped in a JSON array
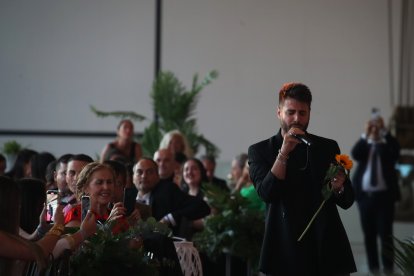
[{"x1": 174, "y1": 238, "x2": 203, "y2": 276}]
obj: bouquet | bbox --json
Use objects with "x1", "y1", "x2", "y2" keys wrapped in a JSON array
[{"x1": 297, "y1": 154, "x2": 353, "y2": 242}]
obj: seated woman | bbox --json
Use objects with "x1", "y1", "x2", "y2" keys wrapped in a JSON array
[
  {"x1": 100, "y1": 119, "x2": 142, "y2": 164},
  {"x1": 159, "y1": 130, "x2": 193, "y2": 186},
  {"x1": 181, "y1": 158, "x2": 208, "y2": 199},
  {"x1": 228, "y1": 152, "x2": 248, "y2": 191},
  {"x1": 0, "y1": 176, "x2": 95, "y2": 275},
  {"x1": 179, "y1": 158, "x2": 209, "y2": 240},
  {"x1": 159, "y1": 130, "x2": 193, "y2": 160},
  {"x1": 234, "y1": 160, "x2": 265, "y2": 212},
  {"x1": 65, "y1": 162, "x2": 132, "y2": 233},
  {"x1": 5, "y1": 149, "x2": 38, "y2": 180}
]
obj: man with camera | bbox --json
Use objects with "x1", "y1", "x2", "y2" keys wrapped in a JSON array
[{"x1": 351, "y1": 111, "x2": 401, "y2": 275}]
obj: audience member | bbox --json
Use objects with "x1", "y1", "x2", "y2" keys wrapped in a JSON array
[
  {"x1": 228, "y1": 153, "x2": 248, "y2": 190},
  {"x1": 235, "y1": 160, "x2": 265, "y2": 211},
  {"x1": 133, "y1": 158, "x2": 210, "y2": 236},
  {"x1": 351, "y1": 115, "x2": 401, "y2": 274},
  {"x1": 0, "y1": 176, "x2": 65, "y2": 275},
  {"x1": 65, "y1": 162, "x2": 131, "y2": 234},
  {"x1": 100, "y1": 119, "x2": 142, "y2": 164},
  {"x1": 0, "y1": 154, "x2": 6, "y2": 175},
  {"x1": 5, "y1": 149, "x2": 38, "y2": 179},
  {"x1": 104, "y1": 159, "x2": 128, "y2": 203},
  {"x1": 153, "y1": 148, "x2": 179, "y2": 185},
  {"x1": 181, "y1": 158, "x2": 209, "y2": 199},
  {"x1": 30, "y1": 151, "x2": 56, "y2": 183},
  {"x1": 45, "y1": 160, "x2": 58, "y2": 190},
  {"x1": 180, "y1": 158, "x2": 210, "y2": 240},
  {"x1": 63, "y1": 154, "x2": 94, "y2": 216},
  {"x1": 54, "y1": 154, "x2": 74, "y2": 199},
  {"x1": 201, "y1": 155, "x2": 229, "y2": 192},
  {"x1": 17, "y1": 178, "x2": 46, "y2": 235},
  {"x1": 159, "y1": 130, "x2": 193, "y2": 159}
]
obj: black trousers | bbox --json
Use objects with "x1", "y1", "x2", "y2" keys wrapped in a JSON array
[{"x1": 357, "y1": 191, "x2": 395, "y2": 272}]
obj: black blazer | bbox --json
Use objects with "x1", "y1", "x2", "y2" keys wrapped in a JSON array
[
  {"x1": 248, "y1": 130, "x2": 356, "y2": 275},
  {"x1": 211, "y1": 176, "x2": 230, "y2": 192},
  {"x1": 351, "y1": 132, "x2": 400, "y2": 202},
  {"x1": 149, "y1": 180, "x2": 211, "y2": 235}
]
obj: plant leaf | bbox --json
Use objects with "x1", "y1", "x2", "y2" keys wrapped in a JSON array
[{"x1": 90, "y1": 105, "x2": 146, "y2": 121}]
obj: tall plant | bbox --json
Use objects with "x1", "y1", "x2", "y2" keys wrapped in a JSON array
[
  {"x1": 392, "y1": 237, "x2": 414, "y2": 275},
  {"x1": 91, "y1": 70, "x2": 220, "y2": 157}
]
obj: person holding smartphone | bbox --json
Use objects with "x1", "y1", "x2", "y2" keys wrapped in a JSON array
[
  {"x1": 65, "y1": 162, "x2": 130, "y2": 234},
  {"x1": 351, "y1": 110, "x2": 401, "y2": 274}
]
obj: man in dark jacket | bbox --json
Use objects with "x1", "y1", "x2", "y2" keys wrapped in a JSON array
[
  {"x1": 248, "y1": 82, "x2": 356, "y2": 275},
  {"x1": 133, "y1": 157, "x2": 211, "y2": 235},
  {"x1": 351, "y1": 115, "x2": 400, "y2": 274}
]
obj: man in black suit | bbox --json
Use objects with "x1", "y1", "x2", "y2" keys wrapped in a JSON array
[
  {"x1": 201, "y1": 155, "x2": 230, "y2": 192},
  {"x1": 248, "y1": 83, "x2": 356, "y2": 275},
  {"x1": 351, "y1": 115, "x2": 400, "y2": 274},
  {"x1": 154, "y1": 148, "x2": 179, "y2": 184},
  {"x1": 133, "y1": 158, "x2": 210, "y2": 235}
]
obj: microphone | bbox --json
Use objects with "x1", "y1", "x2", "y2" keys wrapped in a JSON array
[{"x1": 291, "y1": 133, "x2": 312, "y2": 146}]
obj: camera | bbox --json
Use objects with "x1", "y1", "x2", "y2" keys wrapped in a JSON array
[{"x1": 371, "y1": 107, "x2": 380, "y2": 120}]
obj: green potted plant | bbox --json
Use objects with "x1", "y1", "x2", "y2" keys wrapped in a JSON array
[
  {"x1": 192, "y1": 184, "x2": 265, "y2": 274},
  {"x1": 1, "y1": 140, "x2": 23, "y2": 171},
  {"x1": 69, "y1": 218, "x2": 175, "y2": 275},
  {"x1": 91, "y1": 70, "x2": 220, "y2": 157},
  {"x1": 1, "y1": 140, "x2": 22, "y2": 156},
  {"x1": 392, "y1": 236, "x2": 414, "y2": 275}
]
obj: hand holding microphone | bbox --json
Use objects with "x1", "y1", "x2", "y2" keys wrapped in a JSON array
[{"x1": 290, "y1": 133, "x2": 312, "y2": 146}]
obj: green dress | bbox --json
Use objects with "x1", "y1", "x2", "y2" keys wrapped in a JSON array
[{"x1": 240, "y1": 184, "x2": 265, "y2": 211}]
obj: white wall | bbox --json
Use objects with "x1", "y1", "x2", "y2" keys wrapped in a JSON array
[{"x1": 0, "y1": 0, "x2": 411, "y2": 242}]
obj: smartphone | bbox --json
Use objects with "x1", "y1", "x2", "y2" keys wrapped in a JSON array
[
  {"x1": 46, "y1": 190, "x2": 58, "y2": 223},
  {"x1": 81, "y1": 195, "x2": 90, "y2": 221},
  {"x1": 46, "y1": 189, "x2": 58, "y2": 204},
  {"x1": 371, "y1": 107, "x2": 380, "y2": 120},
  {"x1": 123, "y1": 187, "x2": 137, "y2": 217}
]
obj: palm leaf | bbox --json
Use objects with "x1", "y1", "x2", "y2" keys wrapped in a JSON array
[
  {"x1": 392, "y1": 237, "x2": 414, "y2": 274},
  {"x1": 90, "y1": 105, "x2": 146, "y2": 121},
  {"x1": 140, "y1": 122, "x2": 163, "y2": 157},
  {"x1": 91, "y1": 70, "x2": 219, "y2": 157}
]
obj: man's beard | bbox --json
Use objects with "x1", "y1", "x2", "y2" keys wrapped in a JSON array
[{"x1": 280, "y1": 121, "x2": 309, "y2": 134}]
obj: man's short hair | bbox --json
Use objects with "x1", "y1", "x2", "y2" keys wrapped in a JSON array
[
  {"x1": 200, "y1": 155, "x2": 216, "y2": 165},
  {"x1": 104, "y1": 160, "x2": 127, "y2": 177},
  {"x1": 68, "y1": 154, "x2": 94, "y2": 164},
  {"x1": 55, "y1": 153, "x2": 74, "y2": 170},
  {"x1": 278, "y1": 82, "x2": 312, "y2": 108},
  {"x1": 133, "y1": 157, "x2": 159, "y2": 174}
]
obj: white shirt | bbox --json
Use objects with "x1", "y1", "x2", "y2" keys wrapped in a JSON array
[
  {"x1": 361, "y1": 139, "x2": 387, "y2": 192},
  {"x1": 135, "y1": 191, "x2": 176, "y2": 226},
  {"x1": 136, "y1": 192, "x2": 151, "y2": 205}
]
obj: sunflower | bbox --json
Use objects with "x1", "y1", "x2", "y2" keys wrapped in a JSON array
[
  {"x1": 335, "y1": 154, "x2": 353, "y2": 170},
  {"x1": 298, "y1": 153, "x2": 353, "y2": 242}
]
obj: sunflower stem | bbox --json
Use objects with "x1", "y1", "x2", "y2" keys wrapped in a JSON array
[{"x1": 297, "y1": 199, "x2": 326, "y2": 242}]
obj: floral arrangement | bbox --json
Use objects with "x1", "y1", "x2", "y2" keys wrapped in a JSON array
[
  {"x1": 70, "y1": 217, "x2": 173, "y2": 275},
  {"x1": 298, "y1": 154, "x2": 353, "y2": 242}
]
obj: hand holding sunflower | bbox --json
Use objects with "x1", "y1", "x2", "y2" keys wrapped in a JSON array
[{"x1": 298, "y1": 154, "x2": 353, "y2": 242}]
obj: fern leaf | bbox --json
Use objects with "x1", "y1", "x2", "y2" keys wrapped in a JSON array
[{"x1": 90, "y1": 105, "x2": 146, "y2": 121}]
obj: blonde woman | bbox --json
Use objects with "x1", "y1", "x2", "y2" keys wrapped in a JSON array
[
  {"x1": 65, "y1": 162, "x2": 135, "y2": 233},
  {"x1": 159, "y1": 130, "x2": 193, "y2": 159}
]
